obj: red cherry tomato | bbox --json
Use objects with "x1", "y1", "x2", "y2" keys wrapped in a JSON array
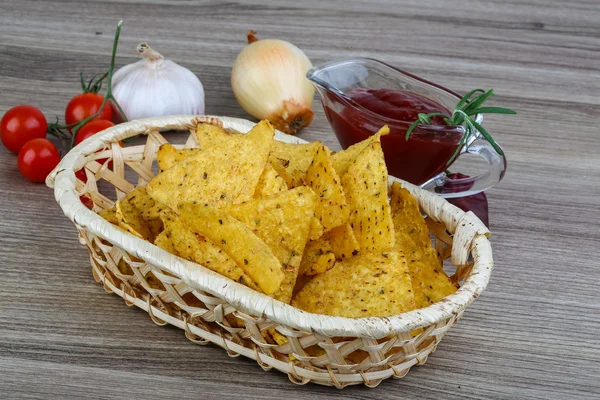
[
  {"x1": 65, "y1": 93, "x2": 112, "y2": 130},
  {"x1": 17, "y1": 138, "x2": 61, "y2": 183},
  {"x1": 80, "y1": 195, "x2": 94, "y2": 209},
  {"x1": 1, "y1": 105, "x2": 48, "y2": 153},
  {"x1": 74, "y1": 120, "x2": 121, "y2": 184},
  {"x1": 75, "y1": 120, "x2": 115, "y2": 145}
]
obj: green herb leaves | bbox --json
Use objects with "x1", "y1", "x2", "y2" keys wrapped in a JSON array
[{"x1": 405, "y1": 89, "x2": 516, "y2": 165}]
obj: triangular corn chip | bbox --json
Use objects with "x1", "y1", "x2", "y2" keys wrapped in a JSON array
[
  {"x1": 390, "y1": 183, "x2": 431, "y2": 248},
  {"x1": 116, "y1": 199, "x2": 152, "y2": 240},
  {"x1": 147, "y1": 120, "x2": 274, "y2": 210},
  {"x1": 222, "y1": 187, "x2": 317, "y2": 303},
  {"x1": 298, "y1": 236, "x2": 336, "y2": 276},
  {"x1": 156, "y1": 209, "x2": 259, "y2": 291},
  {"x1": 341, "y1": 141, "x2": 395, "y2": 252},
  {"x1": 194, "y1": 122, "x2": 231, "y2": 148},
  {"x1": 305, "y1": 144, "x2": 350, "y2": 231},
  {"x1": 154, "y1": 229, "x2": 179, "y2": 255},
  {"x1": 268, "y1": 140, "x2": 321, "y2": 188},
  {"x1": 390, "y1": 182, "x2": 458, "y2": 308},
  {"x1": 331, "y1": 125, "x2": 389, "y2": 177},
  {"x1": 308, "y1": 217, "x2": 324, "y2": 241},
  {"x1": 98, "y1": 207, "x2": 119, "y2": 225},
  {"x1": 327, "y1": 223, "x2": 360, "y2": 260},
  {"x1": 254, "y1": 163, "x2": 288, "y2": 198},
  {"x1": 178, "y1": 203, "x2": 284, "y2": 295},
  {"x1": 292, "y1": 251, "x2": 416, "y2": 318},
  {"x1": 115, "y1": 187, "x2": 164, "y2": 242},
  {"x1": 157, "y1": 144, "x2": 201, "y2": 174}
]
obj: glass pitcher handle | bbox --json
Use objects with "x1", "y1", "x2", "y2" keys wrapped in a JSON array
[{"x1": 420, "y1": 137, "x2": 507, "y2": 199}]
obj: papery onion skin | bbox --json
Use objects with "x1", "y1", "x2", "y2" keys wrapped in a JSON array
[{"x1": 231, "y1": 36, "x2": 315, "y2": 134}]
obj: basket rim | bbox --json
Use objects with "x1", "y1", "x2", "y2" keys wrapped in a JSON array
[{"x1": 47, "y1": 115, "x2": 494, "y2": 339}]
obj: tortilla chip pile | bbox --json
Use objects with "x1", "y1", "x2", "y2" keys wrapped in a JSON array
[{"x1": 99, "y1": 120, "x2": 458, "y2": 316}]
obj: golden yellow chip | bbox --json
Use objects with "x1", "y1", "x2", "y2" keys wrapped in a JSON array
[
  {"x1": 308, "y1": 217, "x2": 324, "y2": 241},
  {"x1": 122, "y1": 187, "x2": 165, "y2": 221},
  {"x1": 254, "y1": 163, "x2": 288, "y2": 198},
  {"x1": 327, "y1": 223, "x2": 360, "y2": 260},
  {"x1": 331, "y1": 125, "x2": 389, "y2": 178},
  {"x1": 194, "y1": 122, "x2": 231, "y2": 148},
  {"x1": 156, "y1": 143, "x2": 201, "y2": 174},
  {"x1": 292, "y1": 251, "x2": 416, "y2": 318},
  {"x1": 156, "y1": 209, "x2": 262, "y2": 290},
  {"x1": 98, "y1": 207, "x2": 119, "y2": 225},
  {"x1": 114, "y1": 188, "x2": 162, "y2": 241},
  {"x1": 298, "y1": 236, "x2": 336, "y2": 276},
  {"x1": 178, "y1": 203, "x2": 284, "y2": 295},
  {"x1": 305, "y1": 144, "x2": 350, "y2": 231},
  {"x1": 390, "y1": 183, "x2": 431, "y2": 249},
  {"x1": 390, "y1": 182, "x2": 458, "y2": 307},
  {"x1": 222, "y1": 187, "x2": 317, "y2": 303},
  {"x1": 147, "y1": 120, "x2": 274, "y2": 210},
  {"x1": 115, "y1": 199, "x2": 152, "y2": 240},
  {"x1": 154, "y1": 230, "x2": 179, "y2": 255},
  {"x1": 268, "y1": 140, "x2": 321, "y2": 188},
  {"x1": 267, "y1": 328, "x2": 288, "y2": 346},
  {"x1": 341, "y1": 141, "x2": 394, "y2": 252}
]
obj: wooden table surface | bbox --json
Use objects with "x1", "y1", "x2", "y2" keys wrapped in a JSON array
[{"x1": 1, "y1": 1, "x2": 599, "y2": 399}]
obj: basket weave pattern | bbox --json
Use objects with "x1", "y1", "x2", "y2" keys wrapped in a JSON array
[{"x1": 48, "y1": 116, "x2": 493, "y2": 388}]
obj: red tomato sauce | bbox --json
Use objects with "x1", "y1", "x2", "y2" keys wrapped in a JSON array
[{"x1": 325, "y1": 88, "x2": 463, "y2": 185}]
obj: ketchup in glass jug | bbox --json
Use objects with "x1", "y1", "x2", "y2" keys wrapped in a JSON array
[{"x1": 325, "y1": 88, "x2": 464, "y2": 185}]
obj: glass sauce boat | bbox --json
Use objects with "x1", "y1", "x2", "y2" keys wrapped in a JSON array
[{"x1": 306, "y1": 58, "x2": 507, "y2": 198}]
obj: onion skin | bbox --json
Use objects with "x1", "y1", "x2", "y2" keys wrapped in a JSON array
[{"x1": 231, "y1": 33, "x2": 315, "y2": 135}]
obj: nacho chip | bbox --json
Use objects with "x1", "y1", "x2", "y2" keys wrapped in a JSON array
[
  {"x1": 178, "y1": 203, "x2": 284, "y2": 295},
  {"x1": 98, "y1": 207, "x2": 119, "y2": 225},
  {"x1": 331, "y1": 125, "x2": 389, "y2": 178},
  {"x1": 308, "y1": 217, "x2": 324, "y2": 241},
  {"x1": 267, "y1": 328, "x2": 288, "y2": 346},
  {"x1": 114, "y1": 188, "x2": 160, "y2": 241},
  {"x1": 292, "y1": 251, "x2": 416, "y2": 318},
  {"x1": 156, "y1": 143, "x2": 201, "y2": 174},
  {"x1": 298, "y1": 236, "x2": 336, "y2": 276},
  {"x1": 147, "y1": 120, "x2": 274, "y2": 210},
  {"x1": 327, "y1": 223, "x2": 360, "y2": 260},
  {"x1": 154, "y1": 230, "x2": 179, "y2": 255},
  {"x1": 222, "y1": 187, "x2": 317, "y2": 303},
  {"x1": 268, "y1": 140, "x2": 321, "y2": 187},
  {"x1": 390, "y1": 182, "x2": 457, "y2": 307},
  {"x1": 305, "y1": 144, "x2": 350, "y2": 231},
  {"x1": 341, "y1": 141, "x2": 394, "y2": 252},
  {"x1": 123, "y1": 187, "x2": 165, "y2": 220},
  {"x1": 157, "y1": 209, "x2": 262, "y2": 290},
  {"x1": 254, "y1": 163, "x2": 288, "y2": 198},
  {"x1": 390, "y1": 183, "x2": 431, "y2": 249},
  {"x1": 194, "y1": 122, "x2": 231, "y2": 148}
]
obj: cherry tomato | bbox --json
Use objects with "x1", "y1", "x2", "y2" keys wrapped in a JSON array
[
  {"x1": 65, "y1": 93, "x2": 112, "y2": 130},
  {"x1": 1, "y1": 105, "x2": 48, "y2": 153},
  {"x1": 17, "y1": 138, "x2": 60, "y2": 183},
  {"x1": 80, "y1": 195, "x2": 94, "y2": 209},
  {"x1": 75, "y1": 120, "x2": 115, "y2": 145},
  {"x1": 74, "y1": 120, "x2": 121, "y2": 184}
]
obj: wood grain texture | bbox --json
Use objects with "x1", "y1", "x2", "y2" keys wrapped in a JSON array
[{"x1": 0, "y1": 0, "x2": 599, "y2": 399}]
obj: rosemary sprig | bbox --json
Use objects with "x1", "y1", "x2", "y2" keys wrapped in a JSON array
[{"x1": 405, "y1": 89, "x2": 516, "y2": 165}]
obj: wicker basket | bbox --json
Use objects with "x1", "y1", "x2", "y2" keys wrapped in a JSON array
[{"x1": 47, "y1": 115, "x2": 493, "y2": 388}]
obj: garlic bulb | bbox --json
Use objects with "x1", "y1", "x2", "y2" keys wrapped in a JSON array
[
  {"x1": 112, "y1": 43, "x2": 205, "y2": 120},
  {"x1": 231, "y1": 31, "x2": 315, "y2": 134}
]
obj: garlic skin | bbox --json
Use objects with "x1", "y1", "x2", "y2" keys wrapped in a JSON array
[
  {"x1": 231, "y1": 31, "x2": 315, "y2": 134},
  {"x1": 112, "y1": 43, "x2": 205, "y2": 120}
]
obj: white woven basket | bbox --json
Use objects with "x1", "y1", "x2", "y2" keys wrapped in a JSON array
[{"x1": 47, "y1": 115, "x2": 493, "y2": 388}]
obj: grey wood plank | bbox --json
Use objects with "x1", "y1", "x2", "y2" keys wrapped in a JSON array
[{"x1": 0, "y1": 0, "x2": 598, "y2": 399}]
